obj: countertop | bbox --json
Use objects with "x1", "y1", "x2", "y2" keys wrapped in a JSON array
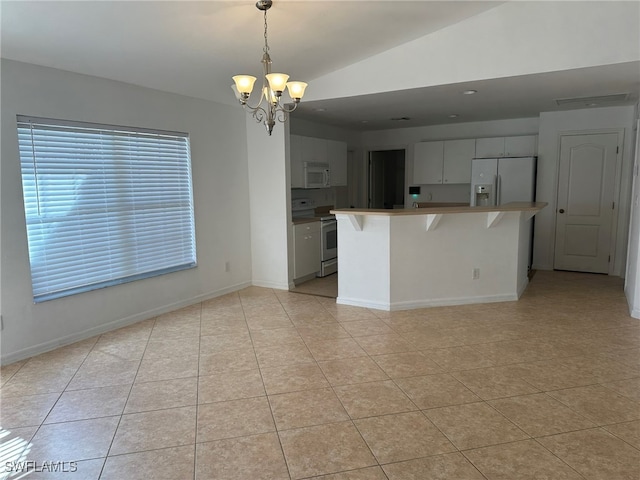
[
  {"x1": 331, "y1": 202, "x2": 548, "y2": 216},
  {"x1": 292, "y1": 204, "x2": 334, "y2": 225},
  {"x1": 292, "y1": 217, "x2": 322, "y2": 225},
  {"x1": 414, "y1": 202, "x2": 470, "y2": 208}
]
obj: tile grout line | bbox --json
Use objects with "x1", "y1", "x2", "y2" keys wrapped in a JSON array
[
  {"x1": 283, "y1": 293, "x2": 388, "y2": 477},
  {"x1": 98, "y1": 315, "x2": 157, "y2": 479},
  {"x1": 2, "y1": 273, "x2": 637, "y2": 479},
  {"x1": 191, "y1": 299, "x2": 205, "y2": 480},
  {"x1": 17, "y1": 336, "x2": 101, "y2": 474},
  {"x1": 247, "y1": 289, "x2": 294, "y2": 480}
]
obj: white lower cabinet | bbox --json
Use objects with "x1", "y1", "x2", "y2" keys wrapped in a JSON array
[{"x1": 293, "y1": 222, "x2": 321, "y2": 279}]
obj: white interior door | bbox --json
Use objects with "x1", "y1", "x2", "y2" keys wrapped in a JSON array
[{"x1": 554, "y1": 133, "x2": 619, "y2": 273}]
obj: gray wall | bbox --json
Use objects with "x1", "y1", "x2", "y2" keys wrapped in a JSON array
[{"x1": 1, "y1": 60, "x2": 253, "y2": 363}]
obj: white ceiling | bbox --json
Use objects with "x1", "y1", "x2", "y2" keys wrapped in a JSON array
[
  {"x1": 295, "y1": 62, "x2": 640, "y2": 130},
  {"x1": 2, "y1": 1, "x2": 638, "y2": 131}
]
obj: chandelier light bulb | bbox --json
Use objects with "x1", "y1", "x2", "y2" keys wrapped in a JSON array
[
  {"x1": 286, "y1": 81, "x2": 308, "y2": 101},
  {"x1": 232, "y1": 75, "x2": 257, "y2": 94},
  {"x1": 265, "y1": 73, "x2": 289, "y2": 94},
  {"x1": 263, "y1": 86, "x2": 278, "y2": 104}
]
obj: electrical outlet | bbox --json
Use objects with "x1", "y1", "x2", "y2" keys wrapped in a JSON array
[
  {"x1": 472, "y1": 268, "x2": 480, "y2": 280},
  {"x1": 225, "y1": 261, "x2": 231, "y2": 272}
]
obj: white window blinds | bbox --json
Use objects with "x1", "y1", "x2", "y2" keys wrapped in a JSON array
[{"x1": 17, "y1": 116, "x2": 197, "y2": 302}]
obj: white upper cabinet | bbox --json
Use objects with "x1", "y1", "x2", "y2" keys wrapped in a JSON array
[
  {"x1": 505, "y1": 135, "x2": 538, "y2": 157},
  {"x1": 475, "y1": 135, "x2": 538, "y2": 158},
  {"x1": 413, "y1": 141, "x2": 444, "y2": 184},
  {"x1": 443, "y1": 139, "x2": 475, "y2": 184},
  {"x1": 301, "y1": 136, "x2": 328, "y2": 165},
  {"x1": 327, "y1": 139, "x2": 348, "y2": 186},
  {"x1": 289, "y1": 135, "x2": 347, "y2": 188},
  {"x1": 474, "y1": 137, "x2": 505, "y2": 158},
  {"x1": 413, "y1": 139, "x2": 474, "y2": 184}
]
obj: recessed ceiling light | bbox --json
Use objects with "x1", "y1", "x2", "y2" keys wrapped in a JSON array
[
  {"x1": 462, "y1": 89, "x2": 477, "y2": 95},
  {"x1": 313, "y1": 108, "x2": 327, "y2": 112},
  {"x1": 448, "y1": 114, "x2": 459, "y2": 118},
  {"x1": 586, "y1": 103, "x2": 598, "y2": 107},
  {"x1": 361, "y1": 120, "x2": 369, "y2": 124}
]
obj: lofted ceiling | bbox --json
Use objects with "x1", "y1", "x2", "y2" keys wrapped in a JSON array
[{"x1": 1, "y1": 1, "x2": 638, "y2": 132}]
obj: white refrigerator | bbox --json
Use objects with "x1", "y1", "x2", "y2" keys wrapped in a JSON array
[
  {"x1": 470, "y1": 156, "x2": 537, "y2": 269},
  {"x1": 470, "y1": 156, "x2": 537, "y2": 206}
]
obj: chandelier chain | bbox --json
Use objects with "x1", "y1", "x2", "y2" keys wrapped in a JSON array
[{"x1": 263, "y1": 9, "x2": 269, "y2": 54}]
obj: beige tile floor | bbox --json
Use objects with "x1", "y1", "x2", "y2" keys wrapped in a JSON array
[
  {"x1": 290, "y1": 273, "x2": 338, "y2": 298},
  {"x1": 1, "y1": 270, "x2": 639, "y2": 479}
]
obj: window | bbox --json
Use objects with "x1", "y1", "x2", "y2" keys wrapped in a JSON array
[{"x1": 17, "y1": 116, "x2": 197, "y2": 302}]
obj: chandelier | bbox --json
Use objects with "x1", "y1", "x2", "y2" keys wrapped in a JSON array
[{"x1": 232, "y1": 0, "x2": 308, "y2": 136}]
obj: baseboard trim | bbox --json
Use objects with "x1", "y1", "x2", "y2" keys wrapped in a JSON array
[
  {"x1": 337, "y1": 297, "x2": 392, "y2": 311},
  {"x1": 517, "y1": 277, "x2": 530, "y2": 298},
  {"x1": 338, "y1": 293, "x2": 519, "y2": 312},
  {"x1": 1, "y1": 281, "x2": 252, "y2": 366},
  {"x1": 251, "y1": 279, "x2": 291, "y2": 290},
  {"x1": 532, "y1": 264, "x2": 553, "y2": 271}
]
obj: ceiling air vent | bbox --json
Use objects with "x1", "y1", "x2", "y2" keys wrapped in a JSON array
[{"x1": 555, "y1": 93, "x2": 629, "y2": 107}]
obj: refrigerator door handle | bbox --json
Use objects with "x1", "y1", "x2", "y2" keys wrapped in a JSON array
[{"x1": 495, "y1": 174, "x2": 501, "y2": 205}]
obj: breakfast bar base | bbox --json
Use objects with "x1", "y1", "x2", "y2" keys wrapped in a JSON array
[{"x1": 332, "y1": 202, "x2": 546, "y2": 311}]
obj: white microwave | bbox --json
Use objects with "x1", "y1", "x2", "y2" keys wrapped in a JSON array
[{"x1": 304, "y1": 162, "x2": 331, "y2": 188}]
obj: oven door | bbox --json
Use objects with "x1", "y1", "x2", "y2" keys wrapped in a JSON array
[
  {"x1": 318, "y1": 257, "x2": 338, "y2": 277},
  {"x1": 321, "y1": 219, "x2": 337, "y2": 261}
]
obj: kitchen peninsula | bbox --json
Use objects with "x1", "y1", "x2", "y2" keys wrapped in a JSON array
[{"x1": 330, "y1": 202, "x2": 547, "y2": 311}]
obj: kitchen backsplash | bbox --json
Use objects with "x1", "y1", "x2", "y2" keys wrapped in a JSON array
[
  {"x1": 292, "y1": 187, "x2": 349, "y2": 209},
  {"x1": 407, "y1": 183, "x2": 471, "y2": 205}
]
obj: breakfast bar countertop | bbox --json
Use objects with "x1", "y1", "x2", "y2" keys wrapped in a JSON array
[{"x1": 331, "y1": 201, "x2": 547, "y2": 216}]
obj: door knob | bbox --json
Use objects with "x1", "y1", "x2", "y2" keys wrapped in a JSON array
[{"x1": 559, "y1": 209, "x2": 565, "y2": 213}]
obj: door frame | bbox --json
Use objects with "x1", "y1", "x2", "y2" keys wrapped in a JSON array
[{"x1": 552, "y1": 128, "x2": 625, "y2": 275}]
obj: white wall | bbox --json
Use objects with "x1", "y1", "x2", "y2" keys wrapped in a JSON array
[
  {"x1": 246, "y1": 117, "x2": 292, "y2": 290},
  {"x1": 290, "y1": 117, "x2": 360, "y2": 146},
  {"x1": 534, "y1": 106, "x2": 637, "y2": 275},
  {"x1": 1, "y1": 59, "x2": 252, "y2": 364},
  {"x1": 336, "y1": 215, "x2": 391, "y2": 309},
  {"x1": 624, "y1": 115, "x2": 640, "y2": 317},
  {"x1": 362, "y1": 117, "x2": 540, "y2": 207},
  {"x1": 361, "y1": 108, "x2": 637, "y2": 276},
  {"x1": 307, "y1": 1, "x2": 640, "y2": 102}
]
